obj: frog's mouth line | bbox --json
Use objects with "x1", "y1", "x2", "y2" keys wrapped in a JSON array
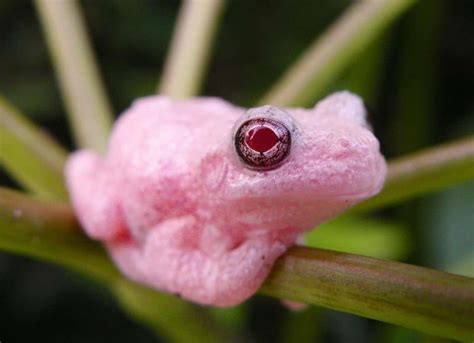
[
  {"x1": 288, "y1": 174, "x2": 386, "y2": 200},
  {"x1": 331, "y1": 174, "x2": 386, "y2": 200}
]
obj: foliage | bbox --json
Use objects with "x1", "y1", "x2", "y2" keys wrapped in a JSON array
[{"x1": 1, "y1": 0, "x2": 473, "y2": 342}]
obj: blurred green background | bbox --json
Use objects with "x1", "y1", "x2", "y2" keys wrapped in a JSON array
[{"x1": 0, "y1": 0, "x2": 473, "y2": 342}]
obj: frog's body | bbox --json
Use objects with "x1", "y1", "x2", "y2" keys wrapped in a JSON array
[{"x1": 66, "y1": 92, "x2": 386, "y2": 306}]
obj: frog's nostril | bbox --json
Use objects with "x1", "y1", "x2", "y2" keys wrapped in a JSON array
[
  {"x1": 245, "y1": 126, "x2": 279, "y2": 152},
  {"x1": 338, "y1": 138, "x2": 350, "y2": 148}
]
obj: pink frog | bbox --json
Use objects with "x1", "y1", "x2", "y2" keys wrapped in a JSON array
[{"x1": 66, "y1": 91, "x2": 387, "y2": 307}]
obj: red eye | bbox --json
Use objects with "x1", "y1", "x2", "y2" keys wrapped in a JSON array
[{"x1": 234, "y1": 118, "x2": 291, "y2": 170}]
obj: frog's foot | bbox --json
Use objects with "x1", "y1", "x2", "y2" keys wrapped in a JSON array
[
  {"x1": 66, "y1": 150, "x2": 127, "y2": 240},
  {"x1": 107, "y1": 218, "x2": 297, "y2": 307}
]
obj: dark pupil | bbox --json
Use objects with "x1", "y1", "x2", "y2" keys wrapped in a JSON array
[{"x1": 235, "y1": 118, "x2": 291, "y2": 171}]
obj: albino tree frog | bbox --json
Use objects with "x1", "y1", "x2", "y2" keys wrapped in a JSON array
[{"x1": 66, "y1": 91, "x2": 387, "y2": 306}]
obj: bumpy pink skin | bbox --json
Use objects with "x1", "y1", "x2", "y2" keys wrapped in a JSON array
[{"x1": 66, "y1": 91, "x2": 387, "y2": 307}]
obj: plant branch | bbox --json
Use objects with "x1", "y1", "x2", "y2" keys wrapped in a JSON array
[
  {"x1": 258, "y1": 0, "x2": 417, "y2": 107},
  {"x1": 0, "y1": 96, "x2": 68, "y2": 200},
  {"x1": 34, "y1": 0, "x2": 113, "y2": 153},
  {"x1": 261, "y1": 247, "x2": 474, "y2": 341},
  {"x1": 1, "y1": 187, "x2": 472, "y2": 340},
  {"x1": 352, "y1": 135, "x2": 474, "y2": 213},
  {"x1": 158, "y1": 0, "x2": 226, "y2": 97}
]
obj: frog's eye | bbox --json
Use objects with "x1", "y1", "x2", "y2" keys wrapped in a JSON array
[{"x1": 234, "y1": 118, "x2": 291, "y2": 171}]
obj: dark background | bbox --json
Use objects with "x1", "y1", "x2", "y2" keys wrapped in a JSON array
[{"x1": 1, "y1": 1, "x2": 473, "y2": 342}]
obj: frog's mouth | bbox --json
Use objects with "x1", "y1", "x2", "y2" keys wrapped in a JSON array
[
  {"x1": 291, "y1": 168, "x2": 387, "y2": 204},
  {"x1": 327, "y1": 164, "x2": 387, "y2": 200}
]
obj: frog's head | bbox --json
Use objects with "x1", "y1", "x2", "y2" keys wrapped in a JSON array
[{"x1": 217, "y1": 91, "x2": 387, "y2": 231}]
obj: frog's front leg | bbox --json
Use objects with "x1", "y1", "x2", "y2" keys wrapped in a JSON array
[
  {"x1": 65, "y1": 151, "x2": 127, "y2": 240},
  {"x1": 107, "y1": 216, "x2": 297, "y2": 306}
]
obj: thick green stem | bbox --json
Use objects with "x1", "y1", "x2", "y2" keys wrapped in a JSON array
[
  {"x1": 34, "y1": 0, "x2": 113, "y2": 153},
  {"x1": 258, "y1": 0, "x2": 417, "y2": 107},
  {"x1": 158, "y1": 0, "x2": 226, "y2": 98},
  {"x1": 0, "y1": 187, "x2": 472, "y2": 340},
  {"x1": 261, "y1": 247, "x2": 474, "y2": 341},
  {"x1": 352, "y1": 135, "x2": 474, "y2": 213},
  {"x1": 0, "y1": 96, "x2": 68, "y2": 200}
]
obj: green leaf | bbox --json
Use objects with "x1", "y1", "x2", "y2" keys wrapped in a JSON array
[
  {"x1": 281, "y1": 307, "x2": 322, "y2": 343},
  {"x1": 427, "y1": 181, "x2": 474, "y2": 278},
  {"x1": 1, "y1": 187, "x2": 472, "y2": 341},
  {"x1": 114, "y1": 280, "x2": 230, "y2": 343},
  {"x1": 208, "y1": 305, "x2": 247, "y2": 333},
  {"x1": 158, "y1": 0, "x2": 226, "y2": 97},
  {"x1": 258, "y1": 0, "x2": 417, "y2": 107},
  {"x1": 34, "y1": 0, "x2": 113, "y2": 153},
  {"x1": 0, "y1": 96, "x2": 68, "y2": 200},
  {"x1": 389, "y1": 0, "x2": 442, "y2": 155},
  {"x1": 305, "y1": 217, "x2": 410, "y2": 261},
  {"x1": 337, "y1": 34, "x2": 389, "y2": 106},
  {"x1": 352, "y1": 136, "x2": 474, "y2": 213},
  {"x1": 449, "y1": 252, "x2": 474, "y2": 278}
]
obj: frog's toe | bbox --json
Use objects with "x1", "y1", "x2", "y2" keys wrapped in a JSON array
[{"x1": 66, "y1": 150, "x2": 127, "y2": 241}]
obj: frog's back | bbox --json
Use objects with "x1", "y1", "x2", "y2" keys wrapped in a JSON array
[
  {"x1": 102, "y1": 96, "x2": 244, "y2": 237},
  {"x1": 107, "y1": 96, "x2": 242, "y2": 173}
]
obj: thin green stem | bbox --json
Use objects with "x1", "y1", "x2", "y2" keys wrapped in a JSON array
[
  {"x1": 338, "y1": 33, "x2": 389, "y2": 106},
  {"x1": 258, "y1": 0, "x2": 417, "y2": 107},
  {"x1": 261, "y1": 247, "x2": 474, "y2": 341},
  {"x1": 158, "y1": 0, "x2": 226, "y2": 98},
  {"x1": 34, "y1": 0, "x2": 113, "y2": 153},
  {"x1": 1, "y1": 187, "x2": 472, "y2": 340},
  {"x1": 0, "y1": 96, "x2": 68, "y2": 200},
  {"x1": 352, "y1": 135, "x2": 474, "y2": 213}
]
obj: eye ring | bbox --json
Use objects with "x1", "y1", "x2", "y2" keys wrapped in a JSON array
[{"x1": 234, "y1": 117, "x2": 291, "y2": 171}]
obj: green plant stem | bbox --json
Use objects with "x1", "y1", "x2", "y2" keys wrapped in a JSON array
[
  {"x1": 34, "y1": 0, "x2": 113, "y2": 153},
  {"x1": 0, "y1": 96, "x2": 68, "y2": 200},
  {"x1": 258, "y1": 0, "x2": 417, "y2": 107},
  {"x1": 0, "y1": 186, "x2": 227, "y2": 343},
  {"x1": 158, "y1": 0, "x2": 226, "y2": 98},
  {"x1": 261, "y1": 247, "x2": 474, "y2": 341},
  {"x1": 1, "y1": 187, "x2": 472, "y2": 340},
  {"x1": 352, "y1": 135, "x2": 474, "y2": 213},
  {"x1": 0, "y1": 186, "x2": 114, "y2": 282}
]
